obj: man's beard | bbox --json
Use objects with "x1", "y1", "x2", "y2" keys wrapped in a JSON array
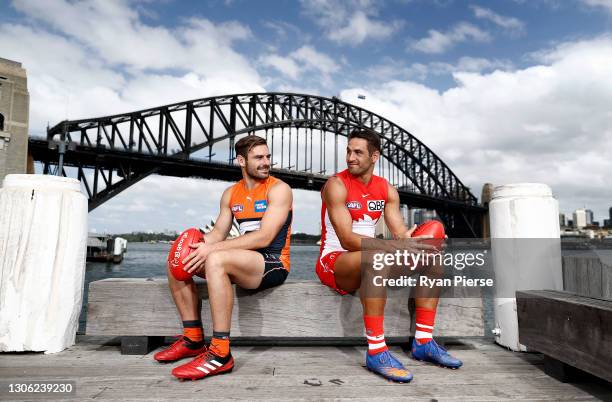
[
  {"x1": 347, "y1": 163, "x2": 370, "y2": 176},
  {"x1": 245, "y1": 164, "x2": 270, "y2": 179}
]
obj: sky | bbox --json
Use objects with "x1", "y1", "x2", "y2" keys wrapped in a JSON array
[{"x1": 1, "y1": 0, "x2": 611, "y2": 234}]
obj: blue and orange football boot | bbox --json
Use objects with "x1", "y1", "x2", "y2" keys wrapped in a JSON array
[
  {"x1": 411, "y1": 338, "x2": 462, "y2": 369},
  {"x1": 172, "y1": 348, "x2": 234, "y2": 381},
  {"x1": 365, "y1": 350, "x2": 413, "y2": 383},
  {"x1": 153, "y1": 336, "x2": 207, "y2": 363}
]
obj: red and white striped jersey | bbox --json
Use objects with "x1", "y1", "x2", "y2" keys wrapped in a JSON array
[{"x1": 319, "y1": 169, "x2": 389, "y2": 257}]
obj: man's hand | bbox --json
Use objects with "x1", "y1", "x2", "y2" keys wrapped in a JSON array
[
  {"x1": 400, "y1": 224, "x2": 447, "y2": 252},
  {"x1": 182, "y1": 241, "x2": 213, "y2": 275}
]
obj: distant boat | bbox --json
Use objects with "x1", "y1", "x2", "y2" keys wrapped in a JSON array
[{"x1": 87, "y1": 234, "x2": 127, "y2": 263}]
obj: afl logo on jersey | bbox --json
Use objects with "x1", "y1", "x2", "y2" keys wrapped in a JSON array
[
  {"x1": 232, "y1": 204, "x2": 244, "y2": 213},
  {"x1": 367, "y1": 200, "x2": 385, "y2": 211},
  {"x1": 346, "y1": 201, "x2": 362, "y2": 210}
]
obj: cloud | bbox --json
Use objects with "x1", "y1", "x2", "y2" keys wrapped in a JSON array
[
  {"x1": 471, "y1": 5, "x2": 525, "y2": 36},
  {"x1": 291, "y1": 46, "x2": 340, "y2": 75},
  {"x1": 300, "y1": 0, "x2": 403, "y2": 45},
  {"x1": 89, "y1": 176, "x2": 230, "y2": 233},
  {"x1": 260, "y1": 54, "x2": 302, "y2": 80},
  {"x1": 428, "y1": 56, "x2": 514, "y2": 75},
  {"x1": 260, "y1": 45, "x2": 339, "y2": 82},
  {"x1": 1, "y1": 0, "x2": 264, "y2": 135},
  {"x1": 580, "y1": 0, "x2": 612, "y2": 13},
  {"x1": 364, "y1": 56, "x2": 513, "y2": 83},
  {"x1": 344, "y1": 36, "x2": 612, "y2": 221},
  {"x1": 410, "y1": 22, "x2": 491, "y2": 54}
]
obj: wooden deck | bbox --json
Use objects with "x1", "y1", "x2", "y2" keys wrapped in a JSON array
[{"x1": 1, "y1": 336, "x2": 611, "y2": 401}]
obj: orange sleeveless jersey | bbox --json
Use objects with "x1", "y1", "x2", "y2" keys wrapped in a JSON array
[{"x1": 229, "y1": 176, "x2": 292, "y2": 270}]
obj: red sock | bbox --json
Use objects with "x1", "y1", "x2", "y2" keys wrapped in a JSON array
[
  {"x1": 415, "y1": 307, "x2": 436, "y2": 345},
  {"x1": 364, "y1": 315, "x2": 388, "y2": 355}
]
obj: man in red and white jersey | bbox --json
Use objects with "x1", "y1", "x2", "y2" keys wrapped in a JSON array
[{"x1": 316, "y1": 129, "x2": 462, "y2": 383}]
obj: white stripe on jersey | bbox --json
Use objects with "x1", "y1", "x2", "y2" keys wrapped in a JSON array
[
  {"x1": 321, "y1": 209, "x2": 378, "y2": 257},
  {"x1": 239, "y1": 220, "x2": 261, "y2": 235}
]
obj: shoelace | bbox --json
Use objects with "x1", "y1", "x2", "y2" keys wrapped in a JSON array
[
  {"x1": 193, "y1": 347, "x2": 217, "y2": 364},
  {"x1": 378, "y1": 351, "x2": 404, "y2": 369},
  {"x1": 430, "y1": 341, "x2": 450, "y2": 357},
  {"x1": 168, "y1": 335, "x2": 186, "y2": 347}
]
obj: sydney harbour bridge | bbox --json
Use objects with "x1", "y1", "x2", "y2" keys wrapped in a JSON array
[{"x1": 28, "y1": 92, "x2": 486, "y2": 237}]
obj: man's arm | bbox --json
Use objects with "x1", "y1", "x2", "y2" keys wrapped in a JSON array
[
  {"x1": 209, "y1": 181, "x2": 293, "y2": 252},
  {"x1": 384, "y1": 184, "x2": 438, "y2": 252},
  {"x1": 322, "y1": 177, "x2": 370, "y2": 251},
  {"x1": 384, "y1": 183, "x2": 413, "y2": 239},
  {"x1": 202, "y1": 186, "x2": 234, "y2": 245}
]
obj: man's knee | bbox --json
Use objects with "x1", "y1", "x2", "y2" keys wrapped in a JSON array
[{"x1": 205, "y1": 250, "x2": 227, "y2": 276}]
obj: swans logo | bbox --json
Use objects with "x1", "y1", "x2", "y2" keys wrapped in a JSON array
[{"x1": 346, "y1": 201, "x2": 362, "y2": 210}]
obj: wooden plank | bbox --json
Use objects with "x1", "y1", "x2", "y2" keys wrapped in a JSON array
[
  {"x1": 1, "y1": 338, "x2": 610, "y2": 401},
  {"x1": 86, "y1": 279, "x2": 484, "y2": 338},
  {"x1": 517, "y1": 290, "x2": 612, "y2": 383},
  {"x1": 602, "y1": 261, "x2": 612, "y2": 300},
  {"x1": 576, "y1": 257, "x2": 592, "y2": 296},
  {"x1": 586, "y1": 258, "x2": 602, "y2": 298},
  {"x1": 562, "y1": 256, "x2": 609, "y2": 299},
  {"x1": 562, "y1": 256, "x2": 578, "y2": 293}
]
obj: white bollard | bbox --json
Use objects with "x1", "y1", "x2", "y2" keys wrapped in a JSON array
[
  {"x1": 0, "y1": 174, "x2": 88, "y2": 353},
  {"x1": 489, "y1": 183, "x2": 563, "y2": 351}
]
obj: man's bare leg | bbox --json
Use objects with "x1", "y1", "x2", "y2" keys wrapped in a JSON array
[
  {"x1": 204, "y1": 249, "x2": 266, "y2": 332},
  {"x1": 167, "y1": 264, "x2": 201, "y2": 321},
  {"x1": 170, "y1": 250, "x2": 266, "y2": 379},
  {"x1": 334, "y1": 251, "x2": 386, "y2": 315},
  {"x1": 153, "y1": 265, "x2": 206, "y2": 362}
]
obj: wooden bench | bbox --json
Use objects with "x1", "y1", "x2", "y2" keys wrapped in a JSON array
[
  {"x1": 86, "y1": 278, "x2": 484, "y2": 354},
  {"x1": 517, "y1": 290, "x2": 612, "y2": 383}
]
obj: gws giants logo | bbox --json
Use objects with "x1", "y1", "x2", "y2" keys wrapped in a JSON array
[
  {"x1": 367, "y1": 200, "x2": 385, "y2": 211},
  {"x1": 346, "y1": 201, "x2": 362, "y2": 210},
  {"x1": 232, "y1": 204, "x2": 244, "y2": 213}
]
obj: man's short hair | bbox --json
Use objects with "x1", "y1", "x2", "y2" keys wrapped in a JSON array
[
  {"x1": 235, "y1": 135, "x2": 268, "y2": 159},
  {"x1": 348, "y1": 129, "x2": 381, "y2": 155}
]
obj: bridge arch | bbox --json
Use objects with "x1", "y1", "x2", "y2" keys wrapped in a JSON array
[{"x1": 30, "y1": 92, "x2": 484, "y2": 236}]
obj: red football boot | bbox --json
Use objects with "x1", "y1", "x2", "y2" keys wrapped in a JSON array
[
  {"x1": 172, "y1": 348, "x2": 234, "y2": 381},
  {"x1": 153, "y1": 336, "x2": 207, "y2": 363}
]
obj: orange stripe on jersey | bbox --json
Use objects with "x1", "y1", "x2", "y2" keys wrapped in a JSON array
[{"x1": 229, "y1": 176, "x2": 292, "y2": 270}]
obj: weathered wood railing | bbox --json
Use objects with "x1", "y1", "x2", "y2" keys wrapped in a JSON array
[
  {"x1": 86, "y1": 278, "x2": 485, "y2": 354},
  {"x1": 517, "y1": 256, "x2": 612, "y2": 383}
]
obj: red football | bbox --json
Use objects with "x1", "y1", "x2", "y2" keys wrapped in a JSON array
[
  {"x1": 168, "y1": 228, "x2": 204, "y2": 281},
  {"x1": 412, "y1": 220, "x2": 445, "y2": 239}
]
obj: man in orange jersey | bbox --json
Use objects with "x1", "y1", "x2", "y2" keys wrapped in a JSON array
[
  {"x1": 154, "y1": 135, "x2": 293, "y2": 381},
  {"x1": 316, "y1": 129, "x2": 462, "y2": 383}
]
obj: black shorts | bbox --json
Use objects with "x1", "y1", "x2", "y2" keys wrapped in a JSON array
[{"x1": 256, "y1": 252, "x2": 289, "y2": 291}]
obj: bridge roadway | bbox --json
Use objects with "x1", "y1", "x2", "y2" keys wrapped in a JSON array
[{"x1": 28, "y1": 137, "x2": 485, "y2": 213}]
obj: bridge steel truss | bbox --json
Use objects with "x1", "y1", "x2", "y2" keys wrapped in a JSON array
[{"x1": 29, "y1": 92, "x2": 486, "y2": 237}]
